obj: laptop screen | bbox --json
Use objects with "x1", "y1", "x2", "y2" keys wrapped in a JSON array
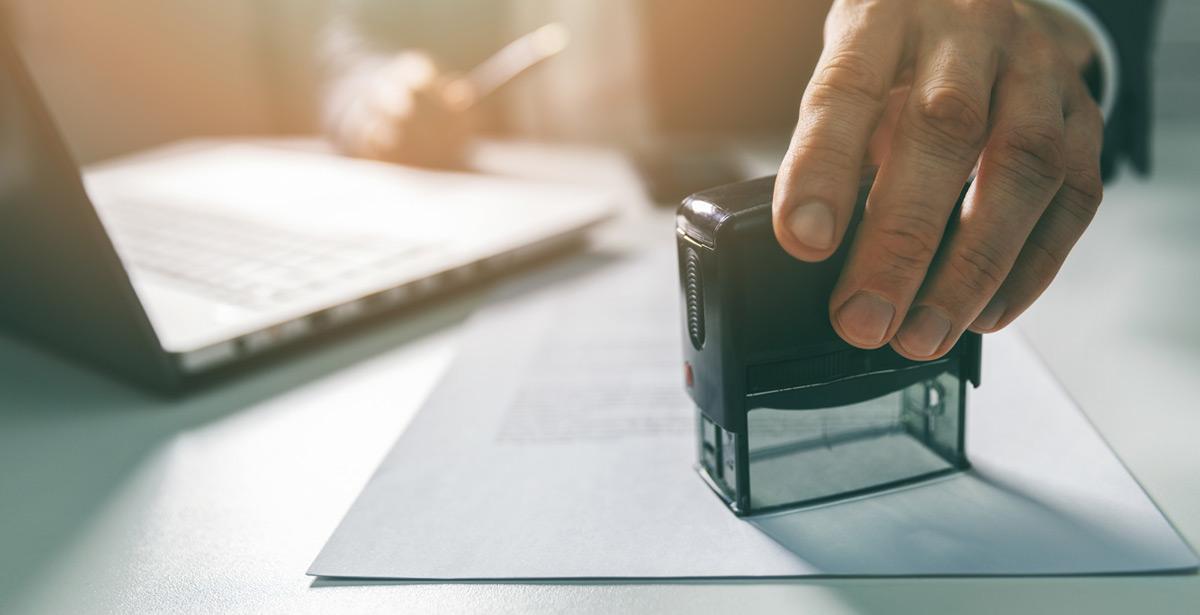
[{"x1": 0, "y1": 31, "x2": 170, "y2": 388}]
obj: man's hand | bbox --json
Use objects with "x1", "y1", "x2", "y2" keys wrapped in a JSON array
[
  {"x1": 331, "y1": 51, "x2": 475, "y2": 168},
  {"x1": 773, "y1": 0, "x2": 1104, "y2": 360}
]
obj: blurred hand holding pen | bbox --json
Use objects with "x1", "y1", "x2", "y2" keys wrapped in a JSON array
[{"x1": 329, "y1": 22, "x2": 570, "y2": 168}]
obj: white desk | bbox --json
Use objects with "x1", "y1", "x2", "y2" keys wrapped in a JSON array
[{"x1": 2, "y1": 133, "x2": 1198, "y2": 614}]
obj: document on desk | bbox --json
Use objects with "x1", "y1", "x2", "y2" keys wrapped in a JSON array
[{"x1": 309, "y1": 247, "x2": 1198, "y2": 579}]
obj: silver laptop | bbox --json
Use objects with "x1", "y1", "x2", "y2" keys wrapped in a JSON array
[{"x1": 0, "y1": 35, "x2": 612, "y2": 391}]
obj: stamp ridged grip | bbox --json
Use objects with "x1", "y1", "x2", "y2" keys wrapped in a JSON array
[{"x1": 684, "y1": 246, "x2": 705, "y2": 350}]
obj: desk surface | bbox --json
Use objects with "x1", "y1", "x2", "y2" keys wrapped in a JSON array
[{"x1": 2, "y1": 133, "x2": 1199, "y2": 615}]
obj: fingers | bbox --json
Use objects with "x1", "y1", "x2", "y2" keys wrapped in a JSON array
[
  {"x1": 369, "y1": 80, "x2": 473, "y2": 167},
  {"x1": 403, "y1": 77, "x2": 475, "y2": 166},
  {"x1": 828, "y1": 24, "x2": 1001, "y2": 349},
  {"x1": 890, "y1": 42, "x2": 1069, "y2": 359},
  {"x1": 334, "y1": 52, "x2": 474, "y2": 167},
  {"x1": 865, "y1": 83, "x2": 911, "y2": 167},
  {"x1": 969, "y1": 85, "x2": 1104, "y2": 333},
  {"x1": 782, "y1": 1, "x2": 1100, "y2": 355},
  {"x1": 772, "y1": 0, "x2": 907, "y2": 262}
]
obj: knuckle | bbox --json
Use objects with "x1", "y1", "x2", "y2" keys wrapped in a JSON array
[
  {"x1": 948, "y1": 240, "x2": 1009, "y2": 296},
  {"x1": 1066, "y1": 166, "x2": 1104, "y2": 207},
  {"x1": 1007, "y1": 36, "x2": 1060, "y2": 80},
  {"x1": 788, "y1": 135, "x2": 860, "y2": 174},
  {"x1": 811, "y1": 50, "x2": 889, "y2": 108},
  {"x1": 873, "y1": 212, "x2": 942, "y2": 274},
  {"x1": 994, "y1": 124, "x2": 1067, "y2": 189},
  {"x1": 1057, "y1": 168, "x2": 1104, "y2": 227},
  {"x1": 1020, "y1": 30, "x2": 1058, "y2": 61},
  {"x1": 913, "y1": 84, "x2": 989, "y2": 153},
  {"x1": 1024, "y1": 235, "x2": 1067, "y2": 281}
]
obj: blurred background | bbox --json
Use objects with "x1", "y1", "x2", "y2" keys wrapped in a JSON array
[
  {"x1": 1, "y1": 0, "x2": 825, "y2": 167},
  {"x1": 2, "y1": 0, "x2": 1196, "y2": 167}
]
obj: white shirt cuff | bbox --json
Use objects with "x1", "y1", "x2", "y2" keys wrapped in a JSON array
[{"x1": 1025, "y1": 0, "x2": 1120, "y2": 121}]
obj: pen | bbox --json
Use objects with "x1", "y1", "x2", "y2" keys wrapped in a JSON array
[{"x1": 442, "y1": 22, "x2": 571, "y2": 111}]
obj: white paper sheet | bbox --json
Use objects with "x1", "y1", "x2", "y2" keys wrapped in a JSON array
[{"x1": 309, "y1": 248, "x2": 1198, "y2": 579}]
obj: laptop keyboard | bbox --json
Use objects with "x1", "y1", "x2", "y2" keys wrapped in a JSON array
[{"x1": 99, "y1": 200, "x2": 429, "y2": 307}]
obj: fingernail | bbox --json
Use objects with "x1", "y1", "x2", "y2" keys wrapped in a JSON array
[
  {"x1": 896, "y1": 306, "x2": 952, "y2": 358},
  {"x1": 836, "y1": 292, "x2": 895, "y2": 346},
  {"x1": 786, "y1": 201, "x2": 835, "y2": 251},
  {"x1": 973, "y1": 298, "x2": 1006, "y2": 331}
]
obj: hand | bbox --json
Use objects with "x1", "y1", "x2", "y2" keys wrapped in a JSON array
[
  {"x1": 332, "y1": 51, "x2": 476, "y2": 168},
  {"x1": 772, "y1": 0, "x2": 1104, "y2": 360}
]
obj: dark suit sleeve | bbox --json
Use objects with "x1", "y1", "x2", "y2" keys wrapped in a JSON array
[{"x1": 1077, "y1": 0, "x2": 1163, "y2": 178}]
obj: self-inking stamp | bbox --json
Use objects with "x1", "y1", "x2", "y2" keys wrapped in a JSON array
[{"x1": 677, "y1": 173, "x2": 981, "y2": 516}]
